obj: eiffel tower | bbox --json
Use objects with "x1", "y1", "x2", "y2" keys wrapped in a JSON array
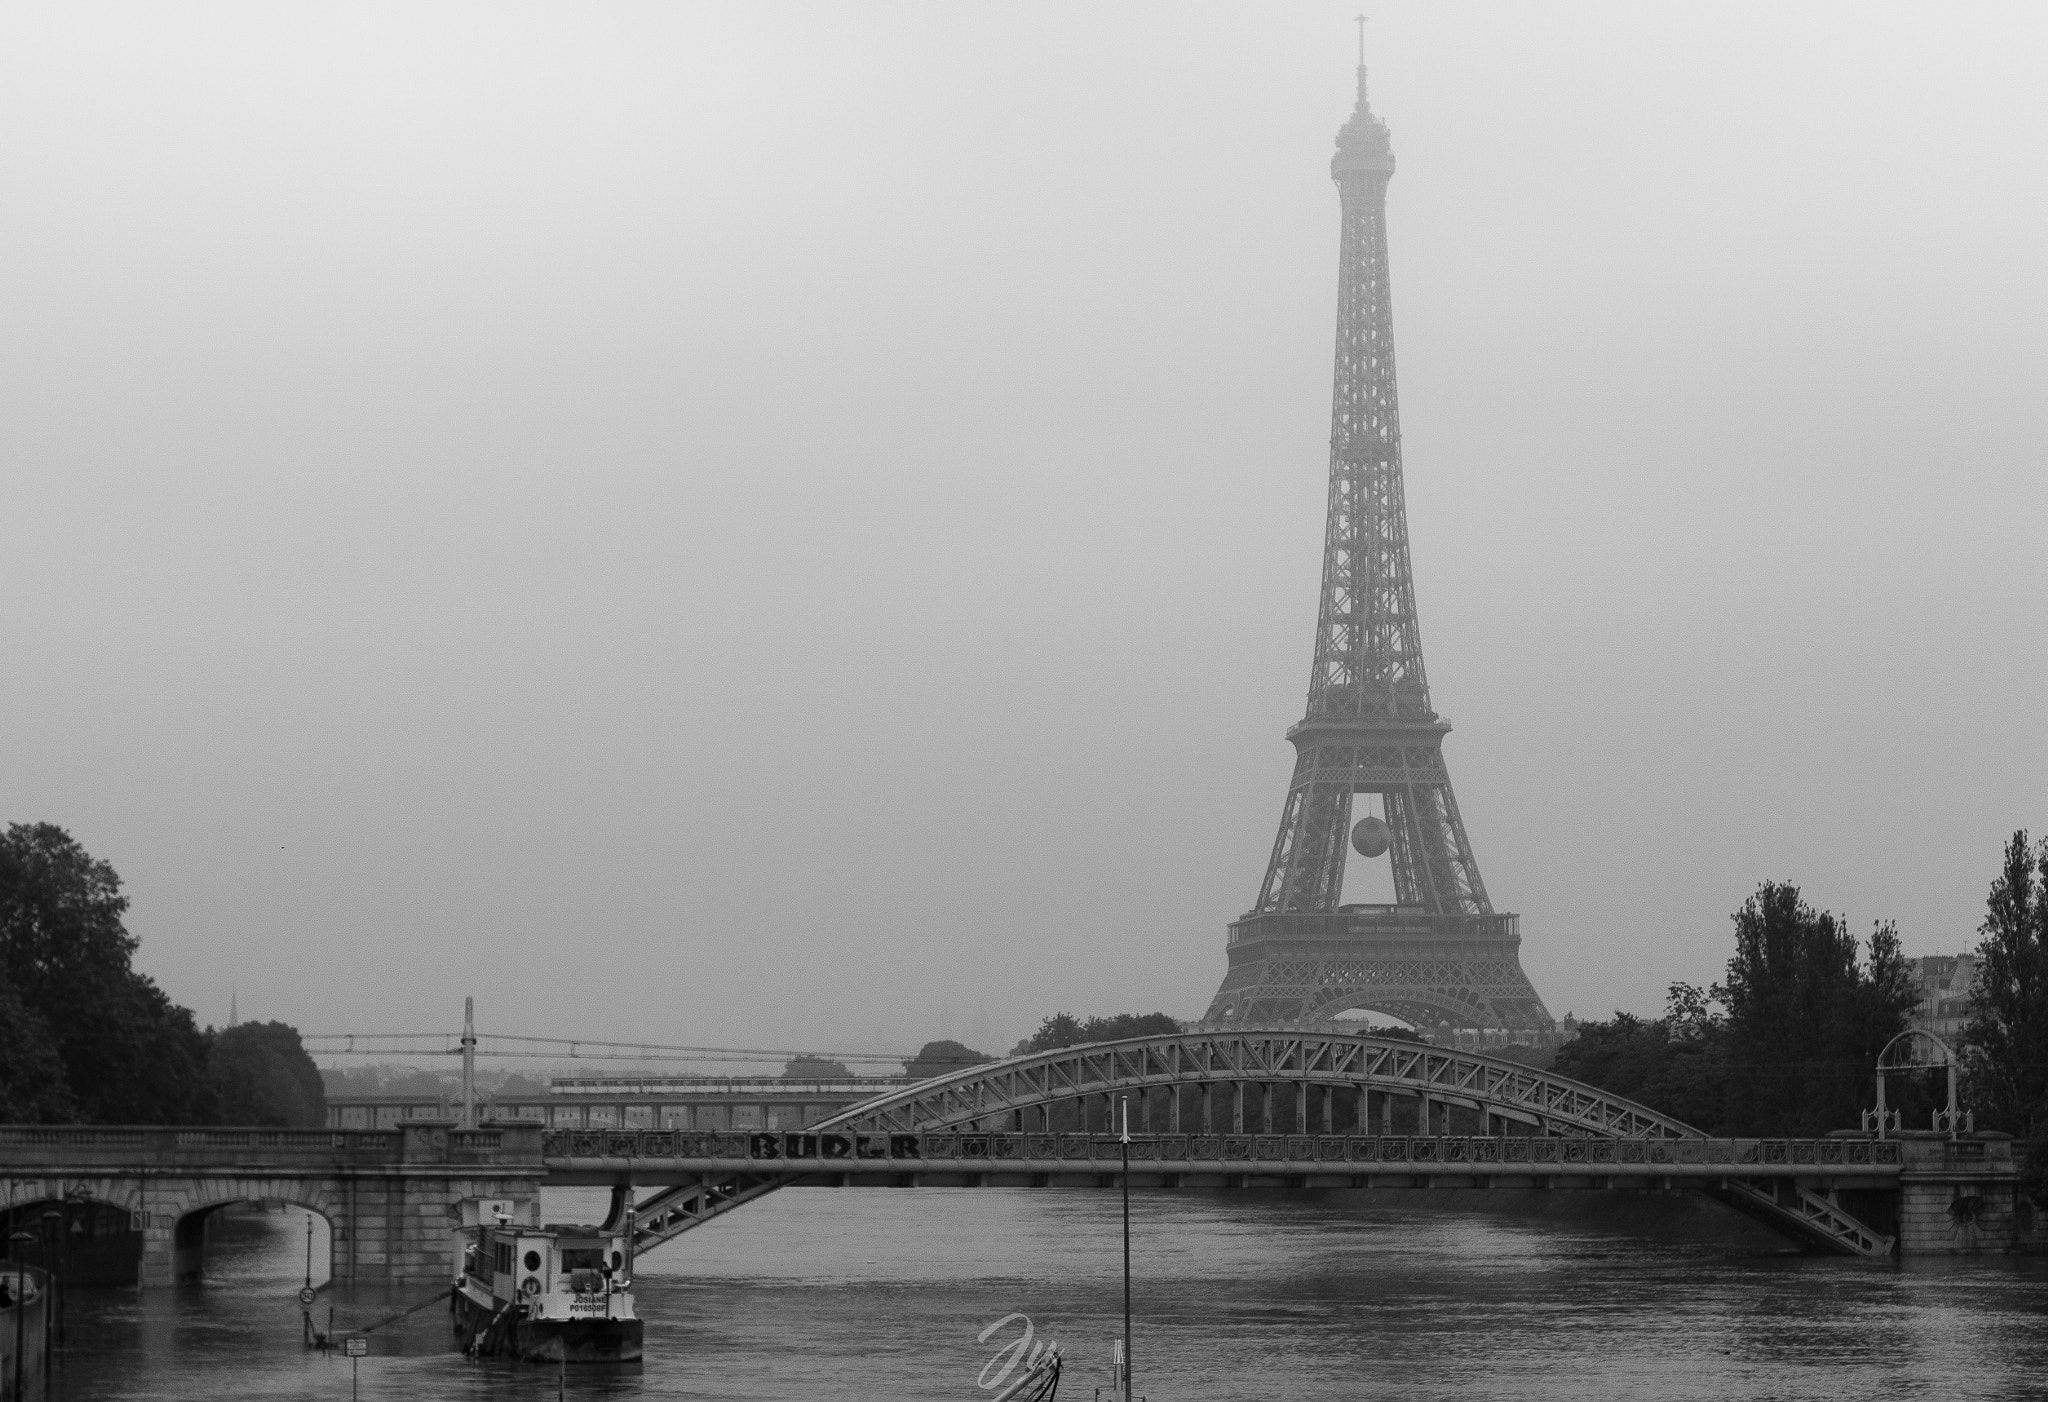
[{"x1": 1203, "y1": 52, "x2": 1555, "y2": 1045}]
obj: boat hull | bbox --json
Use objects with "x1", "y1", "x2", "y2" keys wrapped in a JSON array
[{"x1": 452, "y1": 1284, "x2": 644, "y2": 1363}]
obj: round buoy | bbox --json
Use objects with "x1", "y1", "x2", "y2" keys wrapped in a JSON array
[{"x1": 1351, "y1": 816, "x2": 1391, "y2": 857}]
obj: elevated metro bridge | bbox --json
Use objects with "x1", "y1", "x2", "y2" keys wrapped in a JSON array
[{"x1": 1, "y1": 1032, "x2": 2025, "y2": 1281}]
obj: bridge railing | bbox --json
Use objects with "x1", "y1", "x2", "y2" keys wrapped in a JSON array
[
  {"x1": 541, "y1": 1129, "x2": 1906, "y2": 1168},
  {"x1": 0, "y1": 1127, "x2": 409, "y2": 1168}
]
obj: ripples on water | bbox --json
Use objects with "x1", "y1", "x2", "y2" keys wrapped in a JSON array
[{"x1": 46, "y1": 1187, "x2": 2048, "y2": 1401}]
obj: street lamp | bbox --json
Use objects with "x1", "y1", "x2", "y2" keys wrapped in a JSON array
[
  {"x1": 8, "y1": 1229, "x2": 35, "y2": 1402},
  {"x1": 38, "y1": 1211, "x2": 60, "y2": 1361}
]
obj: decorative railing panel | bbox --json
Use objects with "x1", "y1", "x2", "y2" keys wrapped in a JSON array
[{"x1": 540, "y1": 1130, "x2": 1916, "y2": 1171}]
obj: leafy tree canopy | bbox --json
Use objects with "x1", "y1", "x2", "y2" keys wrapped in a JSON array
[
  {"x1": 0, "y1": 824, "x2": 217, "y2": 1124},
  {"x1": 1020, "y1": 1012, "x2": 1181, "y2": 1055},
  {"x1": 1556, "y1": 882, "x2": 1914, "y2": 1137},
  {"x1": 1962, "y1": 832, "x2": 2048, "y2": 1132},
  {"x1": 0, "y1": 977, "x2": 76, "y2": 1123},
  {"x1": 1961, "y1": 831, "x2": 2048, "y2": 1203},
  {"x1": 209, "y1": 1021, "x2": 325, "y2": 1127},
  {"x1": 903, "y1": 1040, "x2": 994, "y2": 1080},
  {"x1": 783, "y1": 1055, "x2": 854, "y2": 1079}
]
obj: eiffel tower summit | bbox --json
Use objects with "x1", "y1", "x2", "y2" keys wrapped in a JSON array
[{"x1": 1204, "y1": 46, "x2": 1556, "y2": 1047}]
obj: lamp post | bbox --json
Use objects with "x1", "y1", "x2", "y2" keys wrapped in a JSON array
[
  {"x1": 9, "y1": 1228, "x2": 35, "y2": 1402},
  {"x1": 37, "y1": 1212, "x2": 59, "y2": 1373},
  {"x1": 1118, "y1": 1095, "x2": 1133, "y2": 1402}
]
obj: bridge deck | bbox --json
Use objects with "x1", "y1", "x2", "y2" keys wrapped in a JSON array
[{"x1": 542, "y1": 1130, "x2": 1906, "y2": 1187}]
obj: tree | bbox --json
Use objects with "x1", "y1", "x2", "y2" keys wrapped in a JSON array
[
  {"x1": 0, "y1": 823, "x2": 137, "y2": 1018},
  {"x1": 1553, "y1": 988, "x2": 1731, "y2": 1134},
  {"x1": 1022, "y1": 1011, "x2": 1181, "y2": 1054},
  {"x1": 0, "y1": 977, "x2": 76, "y2": 1123},
  {"x1": 0, "y1": 823, "x2": 224, "y2": 1124},
  {"x1": 1554, "y1": 887, "x2": 1914, "y2": 1137},
  {"x1": 73, "y1": 972, "x2": 217, "y2": 1124},
  {"x1": 1962, "y1": 832, "x2": 2048, "y2": 1154},
  {"x1": 903, "y1": 1040, "x2": 993, "y2": 1080},
  {"x1": 209, "y1": 1021, "x2": 325, "y2": 1127},
  {"x1": 1719, "y1": 882, "x2": 1916, "y2": 1136},
  {"x1": 783, "y1": 1055, "x2": 854, "y2": 1079}
]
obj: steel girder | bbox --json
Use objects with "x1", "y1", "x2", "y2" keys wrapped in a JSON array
[
  {"x1": 809, "y1": 1031, "x2": 1697, "y2": 1140},
  {"x1": 607, "y1": 1032, "x2": 1892, "y2": 1259},
  {"x1": 1203, "y1": 951, "x2": 1552, "y2": 1031}
]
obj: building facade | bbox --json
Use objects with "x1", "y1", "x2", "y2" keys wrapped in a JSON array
[
  {"x1": 326, "y1": 1076, "x2": 914, "y2": 1134},
  {"x1": 1906, "y1": 954, "x2": 1977, "y2": 1043}
]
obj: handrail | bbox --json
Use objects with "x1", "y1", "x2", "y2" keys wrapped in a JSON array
[{"x1": 539, "y1": 1128, "x2": 1908, "y2": 1169}]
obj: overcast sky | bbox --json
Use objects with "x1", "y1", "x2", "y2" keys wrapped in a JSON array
[{"x1": 4, "y1": 2, "x2": 2044, "y2": 1059}]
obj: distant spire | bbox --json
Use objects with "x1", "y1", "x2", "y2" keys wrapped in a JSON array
[
  {"x1": 1355, "y1": 14, "x2": 1370, "y2": 108},
  {"x1": 229, "y1": 987, "x2": 239, "y2": 1027},
  {"x1": 1333, "y1": 15, "x2": 1394, "y2": 176}
]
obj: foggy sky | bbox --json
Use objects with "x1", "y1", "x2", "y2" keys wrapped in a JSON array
[{"x1": 4, "y1": 3, "x2": 2045, "y2": 1058}]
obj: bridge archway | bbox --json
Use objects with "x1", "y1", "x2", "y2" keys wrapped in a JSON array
[
  {"x1": 0, "y1": 1195, "x2": 141, "y2": 1287},
  {"x1": 165, "y1": 1180, "x2": 342, "y2": 1286}
]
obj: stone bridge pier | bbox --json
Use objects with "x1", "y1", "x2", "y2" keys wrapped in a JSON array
[{"x1": 0, "y1": 1123, "x2": 543, "y2": 1287}]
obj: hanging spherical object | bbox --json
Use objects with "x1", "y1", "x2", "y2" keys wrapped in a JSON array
[{"x1": 1351, "y1": 815, "x2": 1391, "y2": 858}]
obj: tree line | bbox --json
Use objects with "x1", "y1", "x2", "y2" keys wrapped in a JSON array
[
  {"x1": 1556, "y1": 833, "x2": 2048, "y2": 1202},
  {"x1": 0, "y1": 823, "x2": 322, "y2": 1127}
]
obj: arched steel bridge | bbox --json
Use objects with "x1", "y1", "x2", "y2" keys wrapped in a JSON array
[{"x1": 563, "y1": 1031, "x2": 1901, "y2": 1258}]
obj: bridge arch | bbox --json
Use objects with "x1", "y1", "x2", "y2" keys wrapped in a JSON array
[
  {"x1": 163, "y1": 1178, "x2": 343, "y2": 1285},
  {"x1": 619, "y1": 1030, "x2": 1705, "y2": 1258},
  {"x1": 812, "y1": 1029, "x2": 1699, "y2": 1140}
]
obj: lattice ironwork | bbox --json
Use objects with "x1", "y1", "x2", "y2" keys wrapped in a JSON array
[
  {"x1": 587, "y1": 1031, "x2": 1900, "y2": 1260},
  {"x1": 811, "y1": 1031, "x2": 1691, "y2": 1138},
  {"x1": 1212, "y1": 60, "x2": 1552, "y2": 1037}
]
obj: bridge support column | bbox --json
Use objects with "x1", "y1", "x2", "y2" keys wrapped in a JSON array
[{"x1": 1231, "y1": 1084, "x2": 1244, "y2": 1134}]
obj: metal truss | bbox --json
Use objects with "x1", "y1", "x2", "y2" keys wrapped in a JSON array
[
  {"x1": 1709, "y1": 1179, "x2": 1895, "y2": 1257},
  {"x1": 813, "y1": 1031, "x2": 1696, "y2": 1140},
  {"x1": 614, "y1": 1171, "x2": 787, "y2": 1256},
  {"x1": 1226, "y1": 65, "x2": 1550, "y2": 1037},
  {"x1": 594, "y1": 1031, "x2": 1900, "y2": 1259},
  {"x1": 1204, "y1": 953, "x2": 1551, "y2": 1031},
  {"x1": 1249, "y1": 66, "x2": 1495, "y2": 926}
]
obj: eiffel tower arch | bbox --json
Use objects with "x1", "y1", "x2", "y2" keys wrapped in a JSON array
[{"x1": 1204, "y1": 56, "x2": 1556, "y2": 1047}]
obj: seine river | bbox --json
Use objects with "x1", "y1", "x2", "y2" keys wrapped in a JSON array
[{"x1": 42, "y1": 1186, "x2": 2048, "y2": 1401}]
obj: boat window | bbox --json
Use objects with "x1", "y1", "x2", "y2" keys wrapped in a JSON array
[{"x1": 558, "y1": 1248, "x2": 604, "y2": 1271}]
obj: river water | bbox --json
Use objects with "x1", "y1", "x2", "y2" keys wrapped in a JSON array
[{"x1": 42, "y1": 1187, "x2": 2048, "y2": 1401}]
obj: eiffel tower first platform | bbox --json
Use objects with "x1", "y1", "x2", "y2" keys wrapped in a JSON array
[{"x1": 1203, "y1": 56, "x2": 1556, "y2": 1047}]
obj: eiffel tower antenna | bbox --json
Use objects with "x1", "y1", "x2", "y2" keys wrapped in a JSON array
[{"x1": 1204, "y1": 47, "x2": 1556, "y2": 1047}]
